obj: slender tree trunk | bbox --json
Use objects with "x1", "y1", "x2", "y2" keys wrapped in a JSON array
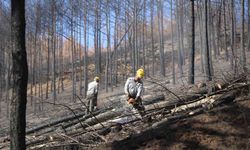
[
  {"x1": 241, "y1": 0, "x2": 246, "y2": 71},
  {"x1": 176, "y1": 1, "x2": 183, "y2": 77},
  {"x1": 157, "y1": 0, "x2": 165, "y2": 77},
  {"x1": 124, "y1": 3, "x2": 128, "y2": 80},
  {"x1": 10, "y1": 0, "x2": 28, "y2": 149},
  {"x1": 230, "y1": 0, "x2": 236, "y2": 71},
  {"x1": 51, "y1": 0, "x2": 57, "y2": 103},
  {"x1": 71, "y1": 8, "x2": 76, "y2": 101},
  {"x1": 197, "y1": 1, "x2": 204, "y2": 73},
  {"x1": 188, "y1": 0, "x2": 195, "y2": 84},
  {"x1": 6, "y1": 53, "x2": 11, "y2": 118},
  {"x1": 150, "y1": 0, "x2": 155, "y2": 75},
  {"x1": 83, "y1": 1, "x2": 88, "y2": 98},
  {"x1": 216, "y1": 0, "x2": 222, "y2": 57},
  {"x1": 94, "y1": 0, "x2": 101, "y2": 75},
  {"x1": 211, "y1": 17, "x2": 218, "y2": 59},
  {"x1": 142, "y1": 0, "x2": 146, "y2": 72},
  {"x1": 171, "y1": 0, "x2": 175, "y2": 84},
  {"x1": 180, "y1": 0, "x2": 185, "y2": 66},
  {"x1": 204, "y1": 0, "x2": 212, "y2": 81},
  {"x1": 114, "y1": 5, "x2": 119, "y2": 86},
  {"x1": 132, "y1": 1, "x2": 137, "y2": 74},
  {"x1": 134, "y1": 1, "x2": 139, "y2": 70},
  {"x1": 223, "y1": 0, "x2": 229, "y2": 61},
  {"x1": 46, "y1": 27, "x2": 50, "y2": 99},
  {"x1": 29, "y1": 34, "x2": 33, "y2": 106},
  {"x1": 33, "y1": 2, "x2": 41, "y2": 113},
  {"x1": 208, "y1": 0, "x2": 214, "y2": 76},
  {"x1": 98, "y1": 2, "x2": 102, "y2": 75},
  {"x1": 248, "y1": 0, "x2": 250, "y2": 50},
  {"x1": 59, "y1": 16, "x2": 64, "y2": 92},
  {"x1": 79, "y1": 15, "x2": 83, "y2": 96}
]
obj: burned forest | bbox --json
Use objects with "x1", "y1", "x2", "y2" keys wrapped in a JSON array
[{"x1": 0, "y1": 0, "x2": 250, "y2": 149}]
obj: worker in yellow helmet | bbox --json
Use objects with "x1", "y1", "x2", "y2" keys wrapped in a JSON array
[
  {"x1": 85, "y1": 76, "x2": 100, "y2": 114},
  {"x1": 124, "y1": 69, "x2": 146, "y2": 117}
]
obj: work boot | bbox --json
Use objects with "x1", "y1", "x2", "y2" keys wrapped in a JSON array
[
  {"x1": 98, "y1": 127, "x2": 111, "y2": 136},
  {"x1": 111, "y1": 123, "x2": 123, "y2": 133},
  {"x1": 142, "y1": 116, "x2": 152, "y2": 123}
]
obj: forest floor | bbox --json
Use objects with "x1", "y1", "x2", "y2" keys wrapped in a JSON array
[
  {"x1": 1, "y1": 49, "x2": 250, "y2": 149},
  {"x1": 92, "y1": 52, "x2": 250, "y2": 150},
  {"x1": 94, "y1": 96, "x2": 250, "y2": 150}
]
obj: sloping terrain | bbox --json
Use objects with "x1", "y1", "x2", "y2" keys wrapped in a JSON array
[
  {"x1": 1, "y1": 48, "x2": 250, "y2": 149},
  {"x1": 1, "y1": 65, "x2": 249, "y2": 150},
  {"x1": 97, "y1": 97, "x2": 250, "y2": 150}
]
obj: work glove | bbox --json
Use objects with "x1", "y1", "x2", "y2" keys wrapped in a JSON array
[
  {"x1": 128, "y1": 98, "x2": 136, "y2": 104},
  {"x1": 135, "y1": 96, "x2": 140, "y2": 102}
]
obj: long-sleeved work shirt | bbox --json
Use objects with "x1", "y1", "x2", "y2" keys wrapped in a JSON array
[
  {"x1": 87, "y1": 81, "x2": 99, "y2": 97},
  {"x1": 124, "y1": 77, "x2": 143, "y2": 98}
]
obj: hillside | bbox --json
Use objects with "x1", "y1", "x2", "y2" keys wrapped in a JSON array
[
  {"x1": 2, "y1": 0, "x2": 250, "y2": 149},
  {"x1": 1, "y1": 44, "x2": 250, "y2": 149}
]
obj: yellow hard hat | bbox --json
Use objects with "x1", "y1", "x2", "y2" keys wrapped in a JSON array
[
  {"x1": 136, "y1": 69, "x2": 144, "y2": 78},
  {"x1": 94, "y1": 76, "x2": 100, "y2": 81}
]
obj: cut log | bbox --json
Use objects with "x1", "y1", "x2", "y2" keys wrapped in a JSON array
[
  {"x1": 170, "y1": 95, "x2": 220, "y2": 113},
  {"x1": 66, "y1": 109, "x2": 122, "y2": 132},
  {"x1": 61, "y1": 107, "x2": 113, "y2": 129},
  {"x1": 26, "y1": 112, "x2": 85, "y2": 134},
  {"x1": 25, "y1": 84, "x2": 248, "y2": 147},
  {"x1": 142, "y1": 94, "x2": 165, "y2": 105},
  {"x1": 26, "y1": 108, "x2": 109, "y2": 135},
  {"x1": 63, "y1": 94, "x2": 165, "y2": 130},
  {"x1": 151, "y1": 89, "x2": 244, "y2": 129},
  {"x1": 25, "y1": 94, "x2": 165, "y2": 137},
  {"x1": 145, "y1": 94, "x2": 201, "y2": 112}
]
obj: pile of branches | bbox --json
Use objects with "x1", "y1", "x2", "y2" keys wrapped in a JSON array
[{"x1": 0, "y1": 74, "x2": 249, "y2": 149}]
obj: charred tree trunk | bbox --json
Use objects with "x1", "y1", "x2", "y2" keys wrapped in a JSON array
[
  {"x1": 157, "y1": 0, "x2": 165, "y2": 77},
  {"x1": 10, "y1": 0, "x2": 28, "y2": 149},
  {"x1": 188, "y1": 0, "x2": 195, "y2": 84},
  {"x1": 240, "y1": 0, "x2": 246, "y2": 71},
  {"x1": 204, "y1": 0, "x2": 212, "y2": 81},
  {"x1": 171, "y1": 0, "x2": 176, "y2": 84}
]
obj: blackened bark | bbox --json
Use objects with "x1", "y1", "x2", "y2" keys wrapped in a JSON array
[
  {"x1": 188, "y1": 0, "x2": 195, "y2": 84},
  {"x1": 171, "y1": 0, "x2": 176, "y2": 84},
  {"x1": 204, "y1": 0, "x2": 212, "y2": 81},
  {"x1": 241, "y1": 0, "x2": 246, "y2": 70},
  {"x1": 10, "y1": 0, "x2": 28, "y2": 149}
]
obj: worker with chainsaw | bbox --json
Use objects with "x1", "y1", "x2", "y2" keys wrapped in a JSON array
[
  {"x1": 85, "y1": 76, "x2": 100, "y2": 114},
  {"x1": 124, "y1": 69, "x2": 146, "y2": 117}
]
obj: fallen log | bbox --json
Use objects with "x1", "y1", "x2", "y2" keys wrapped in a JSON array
[
  {"x1": 142, "y1": 94, "x2": 165, "y2": 105},
  {"x1": 102, "y1": 91, "x2": 239, "y2": 149},
  {"x1": 61, "y1": 107, "x2": 113, "y2": 129},
  {"x1": 25, "y1": 94, "x2": 165, "y2": 139},
  {"x1": 65, "y1": 109, "x2": 122, "y2": 132},
  {"x1": 144, "y1": 94, "x2": 201, "y2": 112},
  {"x1": 28, "y1": 82, "x2": 246, "y2": 138},
  {"x1": 145, "y1": 82, "x2": 249, "y2": 114},
  {"x1": 122, "y1": 83, "x2": 248, "y2": 131},
  {"x1": 63, "y1": 94, "x2": 165, "y2": 130},
  {"x1": 25, "y1": 87, "x2": 247, "y2": 147},
  {"x1": 64, "y1": 94, "x2": 211, "y2": 133},
  {"x1": 26, "y1": 112, "x2": 85, "y2": 134},
  {"x1": 26, "y1": 108, "x2": 110, "y2": 135},
  {"x1": 170, "y1": 95, "x2": 220, "y2": 113},
  {"x1": 151, "y1": 88, "x2": 244, "y2": 129}
]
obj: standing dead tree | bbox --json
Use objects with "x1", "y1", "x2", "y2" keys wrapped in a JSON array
[{"x1": 10, "y1": 0, "x2": 28, "y2": 149}]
